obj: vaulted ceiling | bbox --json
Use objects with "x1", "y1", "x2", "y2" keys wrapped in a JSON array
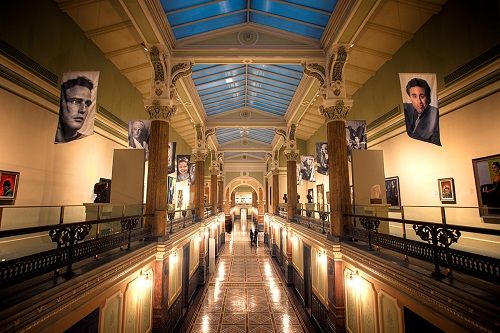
[{"x1": 56, "y1": 0, "x2": 446, "y2": 169}]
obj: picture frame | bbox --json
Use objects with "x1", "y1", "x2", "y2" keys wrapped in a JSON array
[
  {"x1": 0, "y1": 170, "x2": 20, "y2": 200},
  {"x1": 316, "y1": 184, "x2": 324, "y2": 207},
  {"x1": 472, "y1": 154, "x2": 500, "y2": 217},
  {"x1": 438, "y1": 177, "x2": 456, "y2": 204},
  {"x1": 307, "y1": 188, "x2": 314, "y2": 203},
  {"x1": 385, "y1": 176, "x2": 401, "y2": 211}
]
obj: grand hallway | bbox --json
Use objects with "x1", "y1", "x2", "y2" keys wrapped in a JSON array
[{"x1": 185, "y1": 221, "x2": 311, "y2": 333}]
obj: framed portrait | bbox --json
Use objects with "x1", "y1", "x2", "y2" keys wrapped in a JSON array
[
  {"x1": 307, "y1": 188, "x2": 314, "y2": 203},
  {"x1": 176, "y1": 155, "x2": 190, "y2": 182},
  {"x1": 472, "y1": 154, "x2": 500, "y2": 217},
  {"x1": 188, "y1": 163, "x2": 196, "y2": 185},
  {"x1": 438, "y1": 178, "x2": 456, "y2": 204},
  {"x1": 317, "y1": 184, "x2": 324, "y2": 207},
  {"x1": 385, "y1": 176, "x2": 401, "y2": 210},
  {"x1": 0, "y1": 170, "x2": 20, "y2": 200}
]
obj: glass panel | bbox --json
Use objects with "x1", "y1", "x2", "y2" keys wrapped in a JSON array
[
  {"x1": 247, "y1": 80, "x2": 295, "y2": 96},
  {"x1": 250, "y1": 11, "x2": 323, "y2": 39},
  {"x1": 251, "y1": 0, "x2": 330, "y2": 26},
  {"x1": 193, "y1": 67, "x2": 246, "y2": 85},
  {"x1": 161, "y1": 0, "x2": 211, "y2": 12},
  {"x1": 195, "y1": 74, "x2": 246, "y2": 91},
  {"x1": 0, "y1": 206, "x2": 62, "y2": 230},
  {"x1": 251, "y1": 64, "x2": 304, "y2": 80},
  {"x1": 284, "y1": 0, "x2": 337, "y2": 12},
  {"x1": 167, "y1": 0, "x2": 246, "y2": 26},
  {"x1": 173, "y1": 12, "x2": 246, "y2": 39},
  {"x1": 192, "y1": 64, "x2": 244, "y2": 78}
]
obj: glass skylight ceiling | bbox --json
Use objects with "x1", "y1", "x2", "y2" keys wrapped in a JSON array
[
  {"x1": 192, "y1": 64, "x2": 303, "y2": 116},
  {"x1": 162, "y1": 0, "x2": 338, "y2": 40},
  {"x1": 216, "y1": 128, "x2": 275, "y2": 145}
]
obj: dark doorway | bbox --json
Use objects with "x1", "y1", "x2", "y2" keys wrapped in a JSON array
[{"x1": 65, "y1": 308, "x2": 99, "y2": 333}]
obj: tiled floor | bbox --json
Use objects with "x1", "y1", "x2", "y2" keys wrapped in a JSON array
[{"x1": 187, "y1": 222, "x2": 308, "y2": 333}]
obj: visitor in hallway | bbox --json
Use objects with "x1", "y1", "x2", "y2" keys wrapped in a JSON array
[{"x1": 249, "y1": 229, "x2": 254, "y2": 246}]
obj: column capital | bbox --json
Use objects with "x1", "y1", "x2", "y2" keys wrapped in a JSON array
[
  {"x1": 192, "y1": 149, "x2": 208, "y2": 162},
  {"x1": 284, "y1": 149, "x2": 300, "y2": 162},
  {"x1": 209, "y1": 160, "x2": 219, "y2": 175},
  {"x1": 320, "y1": 99, "x2": 353, "y2": 121},
  {"x1": 144, "y1": 99, "x2": 177, "y2": 121},
  {"x1": 271, "y1": 161, "x2": 280, "y2": 175}
]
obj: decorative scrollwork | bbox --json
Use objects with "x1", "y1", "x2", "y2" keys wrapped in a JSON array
[
  {"x1": 49, "y1": 224, "x2": 92, "y2": 247},
  {"x1": 413, "y1": 224, "x2": 461, "y2": 247},
  {"x1": 302, "y1": 62, "x2": 326, "y2": 86},
  {"x1": 150, "y1": 46, "x2": 164, "y2": 83},
  {"x1": 171, "y1": 62, "x2": 192, "y2": 86},
  {"x1": 192, "y1": 149, "x2": 208, "y2": 162},
  {"x1": 331, "y1": 46, "x2": 347, "y2": 84},
  {"x1": 121, "y1": 217, "x2": 140, "y2": 232},
  {"x1": 319, "y1": 99, "x2": 352, "y2": 121},
  {"x1": 360, "y1": 217, "x2": 380, "y2": 232},
  {"x1": 145, "y1": 100, "x2": 176, "y2": 121},
  {"x1": 283, "y1": 149, "x2": 299, "y2": 162}
]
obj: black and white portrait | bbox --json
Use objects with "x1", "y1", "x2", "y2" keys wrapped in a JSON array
[
  {"x1": 299, "y1": 155, "x2": 315, "y2": 182},
  {"x1": 128, "y1": 120, "x2": 151, "y2": 160},
  {"x1": 55, "y1": 71, "x2": 99, "y2": 143},
  {"x1": 168, "y1": 142, "x2": 177, "y2": 174},
  {"x1": 399, "y1": 73, "x2": 441, "y2": 146},
  {"x1": 316, "y1": 142, "x2": 328, "y2": 175},
  {"x1": 346, "y1": 120, "x2": 367, "y2": 159},
  {"x1": 177, "y1": 155, "x2": 190, "y2": 182},
  {"x1": 188, "y1": 163, "x2": 196, "y2": 185}
]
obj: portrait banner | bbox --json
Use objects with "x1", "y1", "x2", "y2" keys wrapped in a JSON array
[
  {"x1": 55, "y1": 71, "x2": 100, "y2": 143},
  {"x1": 128, "y1": 120, "x2": 151, "y2": 160},
  {"x1": 168, "y1": 142, "x2": 177, "y2": 174},
  {"x1": 316, "y1": 142, "x2": 329, "y2": 175},
  {"x1": 177, "y1": 155, "x2": 191, "y2": 182},
  {"x1": 346, "y1": 120, "x2": 367, "y2": 159},
  {"x1": 399, "y1": 73, "x2": 441, "y2": 146},
  {"x1": 299, "y1": 155, "x2": 315, "y2": 182},
  {"x1": 189, "y1": 163, "x2": 196, "y2": 185}
]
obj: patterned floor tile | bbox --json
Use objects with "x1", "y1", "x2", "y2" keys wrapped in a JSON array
[
  {"x1": 248, "y1": 325, "x2": 275, "y2": 333},
  {"x1": 220, "y1": 325, "x2": 247, "y2": 333},
  {"x1": 275, "y1": 325, "x2": 305, "y2": 333},
  {"x1": 195, "y1": 313, "x2": 221, "y2": 325},
  {"x1": 190, "y1": 324, "x2": 219, "y2": 333},
  {"x1": 221, "y1": 313, "x2": 246, "y2": 325},
  {"x1": 248, "y1": 313, "x2": 272, "y2": 325}
]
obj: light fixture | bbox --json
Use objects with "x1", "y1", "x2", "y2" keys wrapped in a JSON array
[
  {"x1": 138, "y1": 271, "x2": 150, "y2": 289},
  {"x1": 141, "y1": 43, "x2": 148, "y2": 51},
  {"x1": 349, "y1": 43, "x2": 354, "y2": 48},
  {"x1": 348, "y1": 270, "x2": 361, "y2": 289},
  {"x1": 170, "y1": 250, "x2": 178, "y2": 263}
]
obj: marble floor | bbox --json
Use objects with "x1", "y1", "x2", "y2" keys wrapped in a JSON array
[{"x1": 186, "y1": 221, "x2": 308, "y2": 333}]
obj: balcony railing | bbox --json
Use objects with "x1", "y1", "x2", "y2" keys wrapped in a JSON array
[{"x1": 0, "y1": 212, "x2": 152, "y2": 285}]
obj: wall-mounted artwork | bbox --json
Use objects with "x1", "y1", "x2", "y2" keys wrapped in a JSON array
[
  {"x1": 189, "y1": 163, "x2": 196, "y2": 185},
  {"x1": 399, "y1": 73, "x2": 441, "y2": 146},
  {"x1": 307, "y1": 189, "x2": 314, "y2": 203},
  {"x1": 317, "y1": 184, "x2": 324, "y2": 207},
  {"x1": 168, "y1": 142, "x2": 177, "y2": 174},
  {"x1": 167, "y1": 176, "x2": 176, "y2": 204},
  {"x1": 299, "y1": 155, "x2": 315, "y2": 182},
  {"x1": 438, "y1": 177, "x2": 456, "y2": 204},
  {"x1": 385, "y1": 176, "x2": 401, "y2": 210},
  {"x1": 177, "y1": 155, "x2": 190, "y2": 182},
  {"x1": 0, "y1": 170, "x2": 19, "y2": 200},
  {"x1": 472, "y1": 154, "x2": 500, "y2": 216},
  {"x1": 55, "y1": 71, "x2": 100, "y2": 144},
  {"x1": 346, "y1": 120, "x2": 367, "y2": 159},
  {"x1": 316, "y1": 142, "x2": 328, "y2": 175}
]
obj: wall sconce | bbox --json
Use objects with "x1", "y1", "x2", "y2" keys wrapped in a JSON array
[
  {"x1": 348, "y1": 270, "x2": 361, "y2": 289},
  {"x1": 137, "y1": 271, "x2": 151, "y2": 289},
  {"x1": 170, "y1": 250, "x2": 178, "y2": 263},
  {"x1": 318, "y1": 250, "x2": 327, "y2": 263},
  {"x1": 282, "y1": 229, "x2": 287, "y2": 238}
]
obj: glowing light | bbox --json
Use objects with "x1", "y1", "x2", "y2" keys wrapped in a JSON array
[
  {"x1": 137, "y1": 272, "x2": 150, "y2": 290},
  {"x1": 292, "y1": 235, "x2": 298, "y2": 243},
  {"x1": 170, "y1": 250, "x2": 178, "y2": 263},
  {"x1": 348, "y1": 270, "x2": 361, "y2": 290}
]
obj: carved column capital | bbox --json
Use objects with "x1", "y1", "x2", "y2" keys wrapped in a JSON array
[
  {"x1": 283, "y1": 149, "x2": 300, "y2": 162},
  {"x1": 192, "y1": 149, "x2": 208, "y2": 162},
  {"x1": 271, "y1": 161, "x2": 280, "y2": 175},
  {"x1": 144, "y1": 99, "x2": 176, "y2": 122},
  {"x1": 209, "y1": 160, "x2": 219, "y2": 175},
  {"x1": 320, "y1": 99, "x2": 353, "y2": 121}
]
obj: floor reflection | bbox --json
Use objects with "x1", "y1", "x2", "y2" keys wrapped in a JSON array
[{"x1": 188, "y1": 221, "x2": 307, "y2": 333}]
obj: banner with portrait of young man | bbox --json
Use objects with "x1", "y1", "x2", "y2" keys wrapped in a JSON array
[
  {"x1": 316, "y1": 143, "x2": 328, "y2": 175},
  {"x1": 399, "y1": 73, "x2": 441, "y2": 146},
  {"x1": 346, "y1": 120, "x2": 367, "y2": 160},
  {"x1": 299, "y1": 155, "x2": 315, "y2": 182},
  {"x1": 55, "y1": 71, "x2": 100, "y2": 144}
]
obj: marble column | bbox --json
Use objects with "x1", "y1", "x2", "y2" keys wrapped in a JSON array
[
  {"x1": 321, "y1": 99, "x2": 352, "y2": 238},
  {"x1": 284, "y1": 149, "x2": 299, "y2": 219},
  {"x1": 145, "y1": 101, "x2": 175, "y2": 237},
  {"x1": 272, "y1": 164, "x2": 280, "y2": 215},
  {"x1": 218, "y1": 175, "x2": 224, "y2": 212},
  {"x1": 209, "y1": 161, "x2": 218, "y2": 213},
  {"x1": 193, "y1": 150, "x2": 207, "y2": 220}
]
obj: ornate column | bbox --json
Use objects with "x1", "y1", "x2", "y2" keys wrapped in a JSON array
[
  {"x1": 271, "y1": 160, "x2": 280, "y2": 215},
  {"x1": 144, "y1": 46, "x2": 192, "y2": 332},
  {"x1": 304, "y1": 44, "x2": 352, "y2": 333},
  {"x1": 193, "y1": 125, "x2": 215, "y2": 219},
  {"x1": 217, "y1": 153, "x2": 224, "y2": 212},
  {"x1": 209, "y1": 158, "x2": 219, "y2": 213},
  {"x1": 280, "y1": 125, "x2": 299, "y2": 219}
]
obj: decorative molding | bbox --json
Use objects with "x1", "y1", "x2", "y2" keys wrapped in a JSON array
[
  {"x1": 145, "y1": 100, "x2": 176, "y2": 121},
  {"x1": 283, "y1": 149, "x2": 300, "y2": 162},
  {"x1": 319, "y1": 99, "x2": 353, "y2": 121},
  {"x1": 237, "y1": 30, "x2": 259, "y2": 45},
  {"x1": 192, "y1": 149, "x2": 208, "y2": 162},
  {"x1": 171, "y1": 61, "x2": 192, "y2": 86}
]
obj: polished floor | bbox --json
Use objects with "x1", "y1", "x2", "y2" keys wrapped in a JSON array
[{"x1": 186, "y1": 221, "x2": 309, "y2": 333}]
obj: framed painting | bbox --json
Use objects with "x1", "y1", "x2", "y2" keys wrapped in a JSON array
[
  {"x1": 317, "y1": 184, "x2": 324, "y2": 207},
  {"x1": 438, "y1": 178, "x2": 456, "y2": 204},
  {"x1": 0, "y1": 170, "x2": 20, "y2": 200},
  {"x1": 385, "y1": 176, "x2": 401, "y2": 210},
  {"x1": 307, "y1": 188, "x2": 314, "y2": 203},
  {"x1": 472, "y1": 154, "x2": 500, "y2": 217}
]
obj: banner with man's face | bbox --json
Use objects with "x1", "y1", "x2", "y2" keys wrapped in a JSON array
[
  {"x1": 55, "y1": 71, "x2": 99, "y2": 143},
  {"x1": 346, "y1": 120, "x2": 367, "y2": 158},
  {"x1": 399, "y1": 73, "x2": 441, "y2": 146},
  {"x1": 128, "y1": 120, "x2": 151, "y2": 160}
]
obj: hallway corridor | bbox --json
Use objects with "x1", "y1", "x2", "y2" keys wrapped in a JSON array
[{"x1": 186, "y1": 221, "x2": 310, "y2": 333}]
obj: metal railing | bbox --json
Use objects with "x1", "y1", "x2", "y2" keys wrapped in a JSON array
[
  {"x1": 346, "y1": 213, "x2": 500, "y2": 283},
  {"x1": 294, "y1": 208, "x2": 330, "y2": 234},
  {"x1": 0, "y1": 214, "x2": 152, "y2": 285},
  {"x1": 167, "y1": 208, "x2": 198, "y2": 233}
]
